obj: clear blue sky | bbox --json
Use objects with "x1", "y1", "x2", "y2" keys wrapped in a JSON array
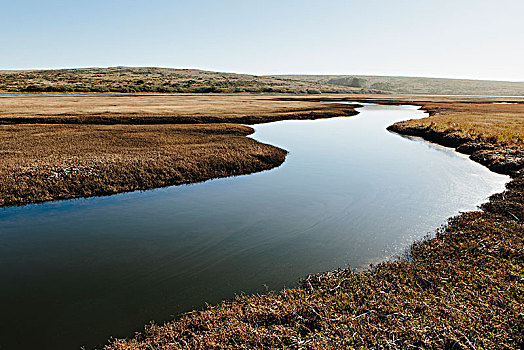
[{"x1": 1, "y1": 0, "x2": 523, "y2": 81}]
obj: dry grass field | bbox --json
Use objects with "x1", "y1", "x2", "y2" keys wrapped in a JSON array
[
  {"x1": 2, "y1": 93, "x2": 523, "y2": 207},
  {"x1": 0, "y1": 123, "x2": 288, "y2": 207},
  {"x1": 0, "y1": 94, "x2": 358, "y2": 207},
  {"x1": 394, "y1": 102, "x2": 524, "y2": 145},
  {"x1": 1, "y1": 93, "x2": 523, "y2": 348},
  {"x1": 0, "y1": 94, "x2": 356, "y2": 124}
]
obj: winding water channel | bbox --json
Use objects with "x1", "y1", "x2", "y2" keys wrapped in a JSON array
[{"x1": 0, "y1": 104, "x2": 509, "y2": 349}]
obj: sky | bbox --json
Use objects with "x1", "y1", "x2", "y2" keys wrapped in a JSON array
[{"x1": 1, "y1": 0, "x2": 523, "y2": 81}]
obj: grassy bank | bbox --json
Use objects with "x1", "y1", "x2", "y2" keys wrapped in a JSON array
[
  {"x1": 383, "y1": 98, "x2": 524, "y2": 176},
  {"x1": 0, "y1": 95, "x2": 358, "y2": 207},
  {"x1": 104, "y1": 97, "x2": 524, "y2": 349},
  {"x1": 0, "y1": 124, "x2": 287, "y2": 207}
]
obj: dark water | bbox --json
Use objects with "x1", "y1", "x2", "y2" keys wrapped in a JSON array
[{"x1": 0, "y1": 105, "x2": 508, "y2": 349}]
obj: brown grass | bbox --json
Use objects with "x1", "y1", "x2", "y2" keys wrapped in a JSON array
[
  {"x1": 2, "y1": 93, "x2": 523, "y2": 348},
  {"x1": 283, "y1": 95, "x2": 524, "y2": 145},
  {"x1": 0, "y1": 94, "x2": 356, "y2": 124},
  {"x1": 0, "y1": 123, "x2": 286, "y2": 207},
  {"x1": 397, "y1": 101, "x2": 524, "y2": 145},
  {"x1": 0, "y1": 95, "x2": 359, "y2": 207}
]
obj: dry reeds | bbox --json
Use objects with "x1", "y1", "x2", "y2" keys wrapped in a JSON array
[{"x1": 0, "y1": 124, "x2": 286, "y2": 207}]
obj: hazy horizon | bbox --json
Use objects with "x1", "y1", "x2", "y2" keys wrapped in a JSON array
[{"x1": 1, "y1": 0, "x2": 523, "y2": 81}]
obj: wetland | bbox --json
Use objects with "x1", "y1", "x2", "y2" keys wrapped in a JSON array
[{"x1": 0, "y1": 104, "x2": 509, "y2": 349}]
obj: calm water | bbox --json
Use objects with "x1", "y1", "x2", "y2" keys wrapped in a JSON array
[{"x1": 0, "y1": 105, "x2": 508, "y2": 349}]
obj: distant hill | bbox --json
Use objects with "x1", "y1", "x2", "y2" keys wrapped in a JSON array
[
  {"x1": 271, "y1": 75, "x2": 524, "y2": 96},
  {"x1": 4, "y1": 68, "x2": 521, "y2": 96},
  {"x1": 0, "y1": 67, "x2": 364, "y2": 94}
]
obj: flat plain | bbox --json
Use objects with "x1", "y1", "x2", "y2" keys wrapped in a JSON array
[{"x1": 1, "y1": 92, "x2": 523, "y2": 349}]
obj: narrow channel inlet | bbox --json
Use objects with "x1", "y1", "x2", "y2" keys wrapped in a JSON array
[{"x1": 0, "y1": 105, "x2": 508, "y2": 349}]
